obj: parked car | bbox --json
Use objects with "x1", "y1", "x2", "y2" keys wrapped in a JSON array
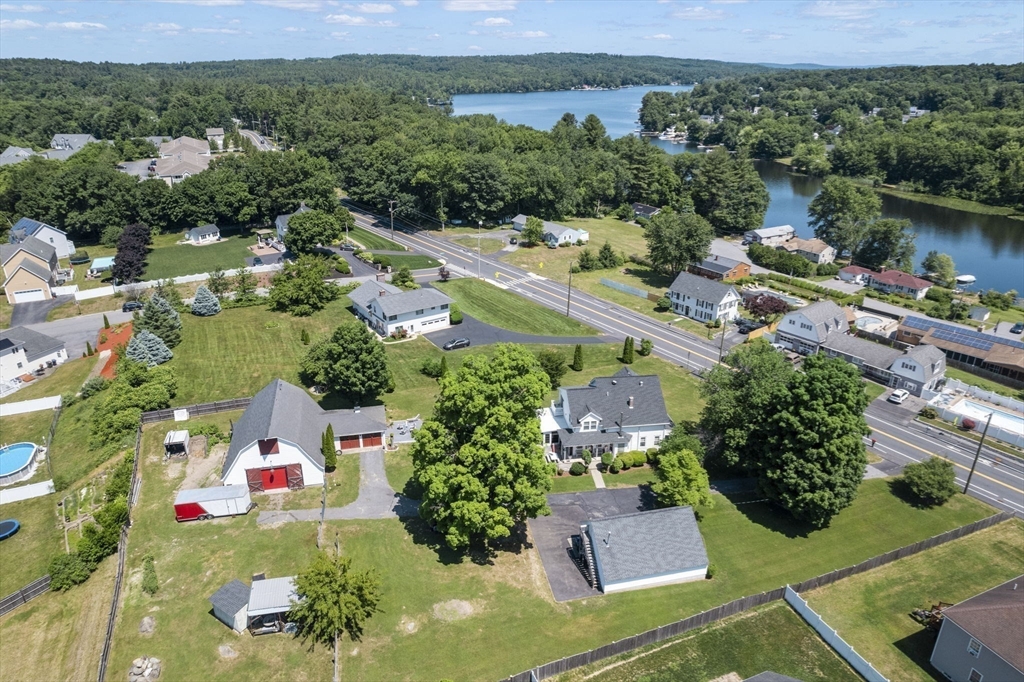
[
  {"x1": 1011, "y1": 322, "x2": 1024, "y2": 334},
  {"x1": 340, "y1": 243, "x2": 355, "y2": 251},
  {"x1": 770, "y1": 343, "x2": 786, "y2": 352},
  {"x1": 888, "y1": 389, "x2": 910, "y2": 404},
  {"x1": 442, "y1": 338, "x2": 471, "y2": 351},
  {"x1": 509, "y1": 237, "x2": 518, "y2": 245},
  {"x1": 737, "y1": 320, "x2": 765, "y2": 334},
  {"x1": 252, "y1": 257, "x2": 264, "y2": 266},
  {"x1": 122, "y1": 300, "x2": 144, "y2": 313}
]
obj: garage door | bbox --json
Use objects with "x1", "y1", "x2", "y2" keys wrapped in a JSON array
[
  {"x1": 260, "y1": 467, "x2": 289, "y2": 490},
  {"x1": 13, "y1": 289, "x2": 46, "y2": 303},
  {"x1": 339, "y1": 436, "x2": 361, "y2": 451},
  {"x1": 363, "y1": 434, "x2": 382, "y2": 447}
]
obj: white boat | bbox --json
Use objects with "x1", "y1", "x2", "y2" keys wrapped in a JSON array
[{"x1": 955, "y1": 274, "x2": 977, "y2": 285}]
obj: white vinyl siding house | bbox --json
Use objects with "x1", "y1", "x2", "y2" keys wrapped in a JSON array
[
  {"x1": 185, "y1": 224, "x2": 221, "y2": 244},
  {"x1": 775, "y1": 300, "x2": 849, "y2": 354},
  {"x1": 667, "y1": 271, "x2": 740, "y2": 323},
  {"x1": 744, "y1": 225, "x2": 795, "y2": 247},
  {"x1": 0, "y1": 327, "x2": 67, "y2": 382},
  {"x1": 348, "y1": 281, "x2": 452, "y2": 337},
  {"x1": 511, "y1": 214, "x2": 589, "y2": 247},
  {"x1": 9, "y1": 218, "x2": 76, "y2": 259}
]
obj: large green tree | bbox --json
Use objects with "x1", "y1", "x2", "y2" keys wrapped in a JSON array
[
  {"x1": 857, "y1": 218, "x2": 917, "y2": 272},
  {"x1": 688, "y1": 148, "x2": 769, "y2": 234},
  {"x1": 289, "y1": 550, "x2": 382, "y2": 682},
  {"x1": 268, "y1": 255, "x2": 339, "y2": 316},
  {"x1": 752, "y1": 353, "x2": 870, "y2": 527},
  {"x1": 652, "y1": 449, "x2": 713, "y2": 509},
  {"x1": 521, "y1": 216, "x2": 545, "y2": 245},
  {"x1": 284, "y1": 209, "x2": 343, "y2": 255},
  {"x1": 807, "y1": 176, "x2": 882, "y2": 258},
  {"x1": 134, "y1": 294, "x2": 182, "y2": 348},
  {"x1": 921, "y1": 251, "x2": 956, "y2": 288},
  {"x1": 643, "y1": 208, "x2": 714, "y2": 275},
  {"x1": 300, "y1": 322, "x2": 394, "y2": 402},
  {"x1": 411, "y1": 344, "x2": 551, "y2": 550}
]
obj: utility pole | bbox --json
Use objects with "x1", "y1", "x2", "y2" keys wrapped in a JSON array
[
  {"x1": 477, "y1": 220, "x2": 483, "y2": 279},
  {"x1": 717, "y1": 317, "x2": 729, "y2": 363},
  {"x1": 566, "y1": 261, "x2": 575, "y2": 317},
  {"x1": 388, "y1": 200, "x2": 397, "y2": 241},
  {"x1": 963, "y1": 412, "x2": 993, "y2": 495}
]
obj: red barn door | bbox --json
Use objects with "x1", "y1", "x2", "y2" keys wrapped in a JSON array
[{"x1": 261, "y1": 467, "x2": 288, "y2": 490}]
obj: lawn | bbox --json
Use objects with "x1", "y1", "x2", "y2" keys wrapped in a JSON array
[
  {"x1": 0, "y1": 409, "x2": 53, "y2": 448},
  {"x1": 561, "y1": 601, "x2": 860, "y2": 682},
  {"x1": 944, "y1": 366, "x2": 1021, "y2": 398},
  {"x1": 46, "y1": 389, "x2": 116, "y2": 490},
  {"x1": 549, "y1": 472, "x2": 597, "y2": 493},
  {"x1": 46, "y1": 295, "x2": 126, "y2": 321},
  {"x1": 0, "y1": 493, "x2": 65, "y2": 595},
  {"x1": 451, "y1": 236, "x2": 506, "y2": 254},
  {"x1": 864, "y1": 380, "x2": 887, "y2": 402},
  {"x1": 384, "y1": 444, "x2": 418, "y2": 498},
  {"x1": 143, "y1": 229, "x2": 255, "y2": 280},
  {"x1": 99, "y1": 465, "x2": 998, "y2": 682},
  {"x1": 278, "y1": 452, "x2": 361, "y2": 511},
  {"x1": 502, "y1": 216, "x2": 647, "y2": 283},
  {"x1": 0, "y1": 357, "x2": 93, "y2": 404},
  {"x1": 0, "y1": 298, "x2": 10, "y2": 328},
  {"x1": 604, "y1": 464, "x2": 658, "y2": 489},
  {"x1": 385, "y1": 254, "x2": 440, "y2": 270},
  {"x1": 805, "y1": 519, "x2": 1024, "y2": 682},
  {"x1": 434, "y1": 278, "x2": 599, "y2": 336},
  {"x1": 348, "y1": 225, "x2": 406, "y2": 251}
]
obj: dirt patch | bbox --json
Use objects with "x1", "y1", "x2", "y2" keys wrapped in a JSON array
[
  {"x1": 397, "y1": 615, "x2": 421, "y2": 634},
  {"x1": 431, "y1": 600, "x2": 475, "y2": 622},
  {"x1": 164, "y1": 461, "x2": 183, "y2": 481},
  {"x1": 179, "y1": 443, "x2": 227, "y2": 491},
  {"x1": 218, "y1": 645, "x2": 238, "y2": 659}
]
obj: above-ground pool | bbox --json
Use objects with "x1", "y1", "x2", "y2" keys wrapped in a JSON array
[
  {"x1": 855, "y1": 316, "x2": 883, "y2": 329},
  {"x1": 0, "y1": 443, "x2": 38, "y2": 486}
]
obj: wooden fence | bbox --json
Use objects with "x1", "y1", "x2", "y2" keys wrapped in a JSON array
[
  {"x1": 0, "y1": 576, "x2": 52, "y2": 617},
  {"x1": 140, "y1": 398, "x2": 251, "y2": 424},
  {"x1": 503, "y1": 511, "x2": 1014, "y2": 682}
]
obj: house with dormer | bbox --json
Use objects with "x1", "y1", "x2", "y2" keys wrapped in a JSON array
[
  {"x1": 667, "y1": 271, "x2": 741, "y2": 323},
  {"x1": 9, "y1": 218, "x2": 76, "y2": 259},
  {"x1": 1, "y1": 236, "x2": 69, "y2": 304},
  {"x1": 538, "y1": 367, "x2": 673, "y2": 461},
  {"x1": 776, "y1": 300, "x2": 848, "y2": 355}
]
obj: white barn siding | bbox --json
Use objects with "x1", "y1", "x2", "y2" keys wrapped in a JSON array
[
  {"x1": 601, "y1": 566, "x2": 708, "y2": 594},
  {"x1": 222, "y1": 439, "x2": 325, "y2": 488}
]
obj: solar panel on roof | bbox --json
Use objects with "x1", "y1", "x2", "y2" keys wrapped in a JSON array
[{"x1": 905, "y1": 317, "x2": 1024, "y2": 351}]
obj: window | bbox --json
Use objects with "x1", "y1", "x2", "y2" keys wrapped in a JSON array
[
  {"x1": 16, "y1": 361, "x2": 23, "y2": 369},
  {"x1": 581, "y1": 419, "x2": 597, "y2": 432},
  {"x1": 969, "y1": 669, "x2": 983, "y2": 682},
  {"x1": 388, "y1": 315, "x2": 397, "y2": 321},
  {"x1": 654, "y1": 436, "x2": 661, "y2": 445},
  {"x1": 639, "y1": 437, "x2": 646, "y2": 447},
  {"x1": 415, "y1": 309, "x2": 423, "y2": 315},
  {"x1": 968, "y1": 638, "x2": 982, "y2": 658},
  {"x1": 441, "y1": 304, "x2": 449, "y2": 310}
]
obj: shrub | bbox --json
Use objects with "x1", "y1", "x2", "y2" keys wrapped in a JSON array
[
  {"x1": 371, "y1": 254, "x2": 393, "y2": 269},
  {"x1": 601, "y1": 452, "x2": 614, "y2": 468},
  {"x1": 300, "y1": 328, "x2": 311, "y2": 345},
  {"x1": 901, "y1": 457, "x2": 957, "y2": 506},
  {"x1": 60, "y1": 392, "x2": 78, "y2": 409},
  {"x1": 420, "y1": 357, "x2": 444, "y2": 378},
  {"x1": 581, "y1": 449, "x2": 592, "y2": 466},
  {"x1": 619, "y1": 455, "x2": 632, "y2": 470},
  {"x1": 187, "y1": 421, "x2": 226, "y2": 445},
  {"x1": 656, "y1": 296, "x2": 672, "y2": 311},
  {"x1": 919, "y1": 406, "x2": 938, "y2": 419},
  {"x1": 449, "y1": 303, "x2": 463, "y2": 324},
  {"x1": 638, "y1": 338, "x2": 653, "y2": 357},
  {"x1": 569, "y1": 462, "x2": 587, "y2": 476},
  {"x1": 609, "y1": 457, "x2": 622, "y2": 474},
  {"x1": 645, "y1": 448, "x2": 659, "y2": 467},
  {"x1": 706, "y1": 563, "x2": 717, "y2": 579},
  {"x1": 85, "y1": 341, "x2": 94, "y2": 356},
  {"x1": 48, "y1": 553, "x2": 92, "y2": 591},
  {"x1": 80, "y1": 377, "x2": 109, "y2": 400},
  {"x1": 961, "y1": 418, "x2": 977, "y2": 430},
  {"x1": 141, "y1": 554, "x2": 158, "y2": 595},
  {"x1": 816, "y1": 262, "x2": 839, "y2": 277},
  {"x1": 102, "y1": 314, "x2": 110, "y2": 329},
  {"x1": 632, "y1": 451, "x2": 648, "y2": 466}
]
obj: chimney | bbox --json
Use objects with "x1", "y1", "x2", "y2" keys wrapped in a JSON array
[
  {"x1": 378, "y1": 289, "x2": 386, "y2": 297},
  {"x1": 628, "y1": 396, "x2": 634, "y2": 409}
]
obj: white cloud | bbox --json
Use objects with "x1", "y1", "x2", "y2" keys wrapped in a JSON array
[
  {"x1": 399, "y1": 0, "x2": 418, "y2": 4},
  {"x1": 672, "y1": 6, "x2": 729, "y2": 21},
  {"x1": 0, "y1": 4, "x2": 46, "y2": 12},
  {"x1": 0, "y1": 18, "x2": 40, "y2": 29},
  {"x1": 325, "y1": 12, "x2": 397, "y2": 25},
  {"x1": 143, "y1": 22, "x2": 183, "y2": 34},
  {"x1": 190, "y1": 26, "x2": 243, "y2": 33},
  {"x1": 973, "y1": 29, "x2": 1016, "y2": 43},
  {"x1": 283, "y1": 26, "x2": 306, "y2": 31},
  {"x1": 443, "y1": 0, "x2": 517, "y2": 11},
  {"x1": 331, "y1": 30, "x2": 350, "y2": 36},
  {"x1": 47, "y1": 21, "x2": 106, "y2": 30},
  {"x1": 467, "y1": 44, "x2": 482, "y2": 49},
  {"x1": 425, "y1": 31, "x2": 441, "y2": 39},
  {"x1": 498, "y1": 29, "x2": 547, "y2": 38},
  {"x1": 254, "y1": 0, "x2": 325, "y2": 9},
  {"x1": 800, "y1": 1, "x2": 895, "y2": 20},
  {"x1": 228, "y1": 18, "x2": 241, "y2": 23},
  {"x1": 467, "y1": 29, "x2": 479, "y2": 34},
  {"x1": 644, "y1": 33, "x2": 673, "y2": 39},
  {"x1": 348, "y1": 2, "x2": 396, "y2": 12},
  {"x1": 710, "y1": 0, "x2": 747, "y2": 3},
  {"x1": 475, "y1": 16, "x2": 511, "y2": 25},
  {"x1": 155, "y1": 0, "x2": 244, "y2": 5}
]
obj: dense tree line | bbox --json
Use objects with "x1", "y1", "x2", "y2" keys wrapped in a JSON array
[{"x1": 639, "y1": 64, "x2": 1024, "y2": 209}]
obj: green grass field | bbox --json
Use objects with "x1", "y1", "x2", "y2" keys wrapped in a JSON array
[
  {"x1": 143, "y1": 230, "x2": 255, "y2": 280},
  {"x1": 349, "y1": 225, "x2": 405, "y2": 251},
  {"x1": 451, "y1": 236, "x2": 506, "y2": 254},
  {"x1": 944, "y1": 366, "x2": 1021, "y2": 398},
  {"x1": 806, "y1": 519, "x2": 1024, "y2": 682},
  {"x1": 0, "y1": 494, "x2": 65, "y2": 595},
  {"x1": 434, "y1": 278, "x2": 599, "y2": 336},
  {"x1": 562, "y1": 601, "x2": 860, "y2": 682},
  {"x1": 0, "y1": 409, "x2": 53, "y2": 446},
  {"x1": 502, "y1": 216, "x2": 646, "y2": 283},
  {"x1": 46, "y1": 391, "x2": 112, "y2": 490},
  {"x1": 386, "y1": 254, "x2": 440, "y2": 270},
  {"x1": 0, "y1": 358, "x2": 93, "y2": 404},
  {"x1": 864, "y1": 380, "x2": 887, "y2": 402},
  {"x1": 103, "y1": 469, "x2": 996, "y2": 682}
]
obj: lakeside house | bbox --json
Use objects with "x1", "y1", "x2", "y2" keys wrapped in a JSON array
[
  {"x1": 868, "y1": 269, "x2": 932, "y2": 300},
  {"x1": 689, "y1": 254, "x2": 750, "y2": 282},
  {"x1": 667, "y1": 271, "x2": 741, "y2": 323},
  {"x1": 897, "y1": 317, "x2": 1024, "y2": 384},
  {"x1": 744, "y1": 225, "x2": 795, "y2": 247},
  {"x1": 777, "y1": 237, "x2": 836, "y2": 265},
  {"x1": 775, "y1": 300, "x2": 849, "y2": 354}
]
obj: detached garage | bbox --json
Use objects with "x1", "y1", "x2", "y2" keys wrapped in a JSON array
[{"x1": 221, "y1": 379, "x2": 388, "y2": 493}]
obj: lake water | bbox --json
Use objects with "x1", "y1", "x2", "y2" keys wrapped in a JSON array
[{"x1": 453, "y1": 88, "x2": 1023, "y2": 293}]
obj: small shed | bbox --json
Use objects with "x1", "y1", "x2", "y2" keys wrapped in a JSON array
[
  {"x1": 185, "y1": 224, "x2": 220, "y2": 244},
  {"x1": 164, "y1": 430, "x2": 190, "y2": 458},
  {"x1": 247, "y1": 576, "x2": 298, "y2": 634},
  {"x1": 969, "y1": 306, "x2": 990, "y2": 322},
  {"x1": 208, "y1": 579, "x2": 250, "y2": 632}
]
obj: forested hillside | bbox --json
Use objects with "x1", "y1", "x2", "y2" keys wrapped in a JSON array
[{"x1": 638, "y1": 63, "x2": 1024, "y2": 209}]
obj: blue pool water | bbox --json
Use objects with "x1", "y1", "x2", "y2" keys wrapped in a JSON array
[{"x1": 0, "y1": 443, "x2": 37, "y2": 476}]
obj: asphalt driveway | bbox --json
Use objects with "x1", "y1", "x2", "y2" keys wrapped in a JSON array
[
  {"x1": 25, "y1": 309, "x2": 134, "y2": 357},
  {"x1": 529, "y1": 487, "x2": 655, "y2": 602},
  {"x1": 423, "y1": 313, "x2": 612, "y2": 350},
  {"x1": 8, "y1": 295, "x2": 74, "y2": 328}
]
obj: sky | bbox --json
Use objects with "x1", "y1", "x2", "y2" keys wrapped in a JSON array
[{"x1": 0, "y1": 0, "x2": 1021, "y2": 66}]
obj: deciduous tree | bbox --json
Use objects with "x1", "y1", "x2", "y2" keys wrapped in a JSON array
[
  {"x1": 921, "y1": 251, "x2": 956, "y2": 288},
  {"x1": 643, "y1": 208, "x2": 714, "y2": 275},
  {"x1": 900, "y1": 457, "x2": 957, "y2": 506},
  {"x1": 300, "y1": 322, "x2": 394, "y2": 402},
  {"x1": 522, "y1": 216, "x2": 545, "y2": 246},
  {"x1": 268, "y1": 255, "x2": 339, "y2": 316},
  {"x1": 652, "y1": 449, "x2": 713, "y2": 509},
  {"x1": 284, "y1": 209, "x2": 343, "y2": 255},
  {"x1": 808, "y1": 176, "x2": 881, "y2": 258}
]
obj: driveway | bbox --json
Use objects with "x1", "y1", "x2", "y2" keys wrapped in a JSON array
[
  {"x1": 25, "y1": 309, "x2": 134, "y2": 358},
  {"x1": 8, "y1": 295, "x2": 74, "y2": 327},
  {"x1": 423, "y1": 313, "x2": 613, "y2": 350},
  {"x1": 710, "y1": 238, "x2": 769, "y2": 275}
]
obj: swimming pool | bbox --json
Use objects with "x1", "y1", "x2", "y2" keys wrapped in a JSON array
[
  {"x1": 955, "y1": 400, "x2": 1024, "y2": 435},
  {"x1": 855, "y1": 316, "x2": 883, "y2": 329},
  {"x1": 0, "y1": 443, "x2": 38, "y2": 486}
]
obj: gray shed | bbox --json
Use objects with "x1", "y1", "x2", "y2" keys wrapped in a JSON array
[{"x1": 209, "y1": 579, "x2": 249, "y2": 632}]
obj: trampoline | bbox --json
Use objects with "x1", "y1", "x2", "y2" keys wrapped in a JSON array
[{"x1": 0, "y1": 519, "x2": 20, "y2": 541}]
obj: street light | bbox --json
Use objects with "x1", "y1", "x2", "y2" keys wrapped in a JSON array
[
  {"x1": 963, "y1": 412, "x2": 994, "y2": 495},
  {"x1": 566, "y1": 260, "x2": 575, "y2": 317}
]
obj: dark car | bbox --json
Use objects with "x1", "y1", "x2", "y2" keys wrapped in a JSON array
[
  {"x1": 509, "y1": 237, "x2": 518, "y2": 245},
  {"x1": 1011, "y1": 322, "x2": 1024, "y2": 334},
  {"x1": 122, "y1": 300, "x2": 144, "y2": 313},
  {"x1": 736, "y1": 320, "x2": 765, "y2": 334},
  {"x1": 252, "y1": 257, "x2": 264, "y2": 266},
  {"x1": 442, "y1": 338, "x2": 471, "y2": 351}
]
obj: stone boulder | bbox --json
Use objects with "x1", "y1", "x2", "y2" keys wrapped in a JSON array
[{"x1": 127, "y1": 656, "x2": 161, "y2": 682}]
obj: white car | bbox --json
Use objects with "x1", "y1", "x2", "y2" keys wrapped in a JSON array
[{"x1": 888, "y1": 389, "x2": 910, "y2": 404}]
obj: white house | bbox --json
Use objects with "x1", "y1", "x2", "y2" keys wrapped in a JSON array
[
  {"x1": 184, "y1": 224, "x2": 221, "y2": 244},
  {"x1": 275, "y1": 202, "x2": 312, "y2": 241},
  {"x1": 777, "y1": 237, "x2": 836, "y2": 265},
  {"x1": 511, "y1": 214, "x2": 589, "y2": 247},
  {"x1": 348, "y1": 281, "x2": 453, "y2": 337},
  {"x1": 667, "y1": 271, "x2": 741, "y2": 323},
  {"x1": 0, "y1": 327, "x2": 67, "y2": 382},
  {"x1": 221, "y1": 379, "x2": 387, "y2": 492},
  {"x1": 821, "y1": 334, "x2": 947, "y2": 396},
  {"x1": 579, "y1": 506, "x2": 708, "y2": 594},
  {"x1": 9, "y1": 218, "x2": 76, "y2": 259},
  {"x1": 775, "y1": 300, "x2": 849, "y2": 354},
  {"x1": 838, "y1": 265, "x2": 873, "y2": 285},
  {"x1": 744, "y1": 225, "x2": 795, "y2": 247},
  {"x1": 206, "y1": 127, "x2": 225, "y2": 149},
  {"x1": 539, "y1": 367, "x2": 673, "y2": 460},
  {"x1": 868, "y1": 269, "x2": 932, "y2": 300}
]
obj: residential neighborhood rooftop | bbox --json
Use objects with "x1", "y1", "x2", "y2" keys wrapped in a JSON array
[
  {"x1": 668, "y1": 270, "x2": 739, "y2": 302},
  {"x1": 0, "y1": 326, "x2": 66, "y2": 363},
  {"x1": 779, "y1": 237, "x2": 832, "y2": 254},
  {"x1": 1, "y1": 236, "x2": 57, "y2": 266},
  {"x1": 562, "y1": 367, "x2": 671, "y2": 430},
  {"x1": 246, "y1": 576, "x2": 298, "y2": 617},
  {"x1": 822, "y1": 332, "x2": 902, "y2": 369},
  {"x1": 750, "y1": 225, "x2": 795, "y2": 238},
  {"x1": 941, "y1": 575, "x2": 1024, "y2": 672},
  {"x1": 693, "y1": 254, "x2": 743, "y2": 275},
  {"x1": 870, "y1": 269, "x2": 932, "y2": 289}
]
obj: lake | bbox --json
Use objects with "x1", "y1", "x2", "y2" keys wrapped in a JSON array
[{"x1": 453, "y1": 88, "x2": 1023, "y2": 293}]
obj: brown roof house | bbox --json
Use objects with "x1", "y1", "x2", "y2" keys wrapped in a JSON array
[
  {"x1": 689, "y1": 255, "x2": 751, "y2": 281},
  {"x1": 777, "y1": 237, "x2": 837, "y2": 265},
  {"x1": 930, "y1": 575, "x2": 1024, "y2": 682},
  {"x1": 1, "y1": 236, "x2": 64, "y2": 304}
]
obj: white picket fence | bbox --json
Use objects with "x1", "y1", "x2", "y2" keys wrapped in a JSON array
[
  {"x1": 946, "y1": 378, "x2": 1024, "y2": 412},
  {"x1": 0, "y1": 395, "x2": 61, "y2": 417},
  {"x1": 784, "y1": 586, "x2": 889, "y2": 682},
  {"x1": 73, "y1": 263, "x2": 283, "y2": 302}
]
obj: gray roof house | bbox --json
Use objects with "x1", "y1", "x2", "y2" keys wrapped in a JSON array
[
  {"x1": 579, "y1": 506, "x2": 708, "y2": 594},
  {"x1": 50, "y1": 134, "x2": 97, "y2": 152},
  {"x1": 348, "y1": 281, "x2": 454, "y2": 337},
  {"x1": 539, "y1": 367, "x2": 673, "y2": 460},
  {"x1": 631, "y1": 203, "x2": 661, "y2": 219},
  {"x1": 776, "y1": 300, "x2": 849, "y2": 354},
  {"x1": 0, "y1": 327, "x2": 66, "y2": 364},
  {"x1": 667, "y1": 271, "x2": 742, "y2": 323},
  {"x1": 0, "y1": 146, "x2": 39, "y2": 166},
  {"x1": 9, "y1": 218, "x2": 76, "y2": 259},
  {"x1": 208, "y1": 579, "x2": 250, "y2": 632},
  {"x1": 744, "y1": 225, "x2": 796, "y2": 246},
  {"x1": 510, "y1": 214, "x2": 589, "y2": 246},
  {"x1": 185, "y1": 224, "x2": 221, "y2": 244},
  {"x1": 1, "y1": 236, "x2": 58, "y2": 269},
  {"x1": 820, "y1": 333, "x2": 947, "y2": 396},
  {"x1": 275, "y1": 202, "x2": 311, "y2": 240},
  {"x1": 931, "y1": 575, "x2": 1024, "y2": 682}
]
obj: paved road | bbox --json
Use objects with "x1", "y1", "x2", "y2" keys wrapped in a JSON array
[
  {"x1": 8, "y1": 295, "x2": 73, "y2": 327},
  {"x1": 423, "y1": 310, "x2": 614, "y2": 349},
  {"x1": 25, "y1": 310, "x2": 134, "y2": 358},
  {"x1": 239, "y1": 129, "x2": 275, "y2": 151},
  {"x1": 345, "y1": 203, "x2": 1024, "y2": 516}
]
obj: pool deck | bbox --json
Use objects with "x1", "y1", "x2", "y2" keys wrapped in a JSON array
[{"x1": 0, "y1": 480, "x2": 54, "y2": 505}]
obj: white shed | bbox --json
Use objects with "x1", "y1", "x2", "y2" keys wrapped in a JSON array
[
  {"x1": 164, "y1": 430, "x2": 190, "y2": 458},
  {"x1": 208, "y1": 579, "x2": 250, "y2": 632},
  {"x1": 248, "y1": 576, "x2": 298, "y2": 634}
]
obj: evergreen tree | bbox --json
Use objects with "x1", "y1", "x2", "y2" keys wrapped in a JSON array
[
  {"x1": 571, "y1": 343, "x2": 584, "y2": 371},
  {"x1": 597, "y1": 241, "x2": 622, "y2": 269},
  {"x1": 207, "y1": 268, "x2": 230, "y2": 298},
  {"x1": 621, "y1": 336, "x2": 635, "y2": 364},
  {"x1": 102, "y1": 314, "x2": 110, "y2": 330},
  {"x1": 190, "y1": 285, "x2": 221, "y2": 316},
  {"x1": 439, "y1": 355, "x2": 449, "y2": 377},
  {"x1": 125, "y1": 330, "x2": 173, "y2": 367},
  {"x1": 322, "y1": 424, "x2": 337, "y2": 471},
  {"x1": 135, "y1": 294, "x2": 182, "y2": 348},
  {"x1": 301, "y1": 328, "x2": 311, "y2": 345}
]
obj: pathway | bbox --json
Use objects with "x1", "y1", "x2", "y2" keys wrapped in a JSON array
[
  {"x1": 590, "y1": 468, "x2": 606, "y2": 489},
  {"x1": 256, "y1": 450, "x2": 418, "y2": 524}
]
